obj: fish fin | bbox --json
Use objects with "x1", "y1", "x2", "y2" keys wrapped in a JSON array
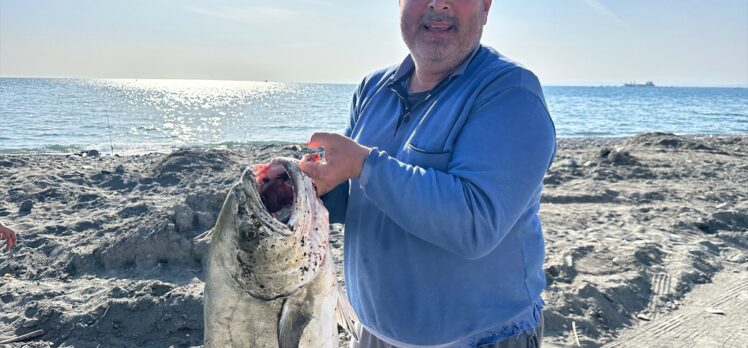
[
  {"x1": 335, "y1": 284, "x2": 359, "y2": 342},
  {"x1": 278, "y1": 290, "x2": 313, "y2": 348}
]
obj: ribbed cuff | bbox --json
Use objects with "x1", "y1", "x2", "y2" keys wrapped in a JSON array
[{"x1": 358, "y1": 147, "x2": 380, "y2": 189}]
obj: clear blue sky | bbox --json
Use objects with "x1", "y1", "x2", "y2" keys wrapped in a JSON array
[{"x1": 1, "y1": 0, "x2": 746, "y2": 86}]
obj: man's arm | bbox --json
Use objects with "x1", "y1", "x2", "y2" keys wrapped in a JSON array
[{"x1": 304, "y1": 87, "x2": 555, "y2": 259}]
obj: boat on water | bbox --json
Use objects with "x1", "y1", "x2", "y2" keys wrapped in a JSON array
[{"x1": 624, "y1": 81, "x2": 656, "y2": 87}]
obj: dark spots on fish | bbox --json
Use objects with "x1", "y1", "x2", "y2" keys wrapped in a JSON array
[
  {"x1": 236, "y1": 254, "x2": 253, "y2": 279},
  {"x1": 259, "y1": 284, "x2": 265, "y2": 289}
]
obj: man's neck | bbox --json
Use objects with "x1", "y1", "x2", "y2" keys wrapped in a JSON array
[
  {"x1": 407, "y1": 45, "x2": 478, "y2": 93},
  {"x1": 407, "y1": 68, "x2": 449, "y2": 93}
]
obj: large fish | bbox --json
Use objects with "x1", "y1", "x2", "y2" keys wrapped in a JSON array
[{"x1": 203, "y1": 157, "x2": 355, "y2": 347}]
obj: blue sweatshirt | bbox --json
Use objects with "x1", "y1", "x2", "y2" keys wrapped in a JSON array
[{"x1": 323, "y1": 45, "x2": 556, "y2": 346}]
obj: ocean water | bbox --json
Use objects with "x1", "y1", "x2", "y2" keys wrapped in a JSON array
[{"x1": 0, "y1": 78, "x2": 746, "y2": 154}]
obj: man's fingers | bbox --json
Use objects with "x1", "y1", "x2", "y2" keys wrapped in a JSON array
[
  {"x1": 302, "y1": 152, "x2": 321, "y2": 163},
  {"x1": 300, "y1": 158, "x2": 322, "y2": 179},
  {"x1": 301, "y1": 158, "x2": 335, "y2": 181},
  {"x1": 1, "y1": 227, "x2": 16, "y2": 251},
  {"x1": 307, "y1": 132, "x2": 339, "y2": 149},
  {"x1": 300, "y1": 153, "x2": 321, "y2": 168},
  {"x1": 307, "y1": 132, "x2": 329, "y2": 148},
  {"x1": 300, "y1": 159, "x2": 334, "y2": 197}
]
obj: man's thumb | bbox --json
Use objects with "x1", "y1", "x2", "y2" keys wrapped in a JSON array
[{"x1": 300, "y1": 158, "x2": 321, "y2": 179}]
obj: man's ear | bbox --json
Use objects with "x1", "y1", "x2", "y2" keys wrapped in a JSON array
[{"x1": 483, "y1": 0, "x2": 493, "y2": 24}]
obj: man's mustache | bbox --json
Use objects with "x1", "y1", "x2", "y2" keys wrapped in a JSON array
[{"x1": 420, "y1": 14, "x2": 458, "y2": 27}]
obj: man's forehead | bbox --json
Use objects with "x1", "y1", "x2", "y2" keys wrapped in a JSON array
[{"x1": 398, "y1": 0, "x2": 492, "y2": 9}]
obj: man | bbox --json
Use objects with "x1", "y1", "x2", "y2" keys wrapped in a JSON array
[
  {"x1": 0, "y1": 220, "x2": 17, "y2": 252},
  {"x1": 301, "y1": 0, "x2": 555, "y2": 346}
]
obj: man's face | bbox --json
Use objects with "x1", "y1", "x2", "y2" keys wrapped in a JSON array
[{"x1": 400, "y1": 0, "x2": 491, "y2": 71}]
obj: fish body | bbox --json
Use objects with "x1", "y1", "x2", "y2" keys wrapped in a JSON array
[{"x1": 204, "y1": 157, "x2": 347, "y2": 347}]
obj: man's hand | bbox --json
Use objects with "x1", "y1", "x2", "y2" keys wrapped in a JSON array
[
  {"x1": 300, "y1": 132, "x2": 372, "y2": 197},
  {"x1": 0, "y1": 223, "x2": 17, "y2": 252}
]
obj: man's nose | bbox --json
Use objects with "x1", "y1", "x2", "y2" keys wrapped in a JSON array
[{"x1": 428, "y1": 0, "x2": 450, "y2": 11}]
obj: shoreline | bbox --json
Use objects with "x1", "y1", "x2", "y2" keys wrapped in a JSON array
[
  {"x1": 2, "y1": 133, "x2": 748, "y2": 156},
  {"x1": 3, "y1": 77, "x2": 747, "y2": 89},
  {"x1": 1, "y1": 132, "x2": 747, "y2": 347}
]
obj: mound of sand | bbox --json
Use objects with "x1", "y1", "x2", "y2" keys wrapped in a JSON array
[{"x1": 541, "y1": 133, "x2": 748, "y2": 346}]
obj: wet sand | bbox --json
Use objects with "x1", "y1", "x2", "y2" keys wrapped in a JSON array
[{"x1": 0, "y1": 133, "x2": 746, "y2": 347}]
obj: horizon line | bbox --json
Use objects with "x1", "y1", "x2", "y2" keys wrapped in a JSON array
[{"x1": 0, "y1": 75, "x2": 746, "y2": 89}]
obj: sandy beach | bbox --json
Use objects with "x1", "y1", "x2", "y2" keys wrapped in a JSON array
[{"x1": 1, "y1": 132, "x2": 746, "y2": 347}]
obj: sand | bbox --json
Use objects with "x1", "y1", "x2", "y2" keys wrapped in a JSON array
[{"x1": 0, "y1": 132, "x2": 746, "y2": 347}]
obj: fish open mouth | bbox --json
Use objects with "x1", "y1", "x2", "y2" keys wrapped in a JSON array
[{"x1": 251, "y1": 163, "x2": 296, "y2": 224}]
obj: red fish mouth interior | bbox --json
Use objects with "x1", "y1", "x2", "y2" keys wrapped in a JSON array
[{"x1": 254, "y1": 166, "x2": 295, "y2": 223}]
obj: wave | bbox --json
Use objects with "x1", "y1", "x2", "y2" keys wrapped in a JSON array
[{"x1": 694, "y1": 111, "x2": 748, "y2": 117}]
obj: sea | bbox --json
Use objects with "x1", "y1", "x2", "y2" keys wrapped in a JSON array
[{"x1": 1, "y1": 78, "x2": 746, "y2": 154}]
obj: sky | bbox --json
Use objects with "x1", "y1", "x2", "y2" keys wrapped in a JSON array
[{"x1": 1, "y1": 0, "x2": 747, "y2": 87}]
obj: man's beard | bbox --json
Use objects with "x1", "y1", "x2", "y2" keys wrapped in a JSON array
[{"x1": 402, "y1": 12, "x2": 482, "y2": 68}]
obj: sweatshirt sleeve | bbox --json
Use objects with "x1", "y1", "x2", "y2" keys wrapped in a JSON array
[
  {"x1": 321, "y1": 181, "x2": 349, "y2": 224},
  {"x1": 359, "y1": 87, "x2": 556, "y2": 259}
]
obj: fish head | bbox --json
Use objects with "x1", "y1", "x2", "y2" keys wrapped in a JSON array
[{"x1": 212, "y1": 157, "x2": 330, "y2": 301}]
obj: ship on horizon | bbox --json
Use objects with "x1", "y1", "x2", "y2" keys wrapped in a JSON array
[{"x1": 624, "y1": 81, "x2": 656, "y2": 87}]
